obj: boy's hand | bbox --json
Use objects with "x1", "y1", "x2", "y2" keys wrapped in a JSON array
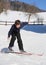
[{"x1": 7, "y1": 35, "x2": 12, "y2": 42}]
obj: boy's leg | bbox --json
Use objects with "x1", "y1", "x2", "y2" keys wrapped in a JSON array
[
  {"x1": 17, "y1": 33, "x2": 24, "y2": 51},
  {"x1": 8, "y1": 36, "x2": 16, "y2": 48}
]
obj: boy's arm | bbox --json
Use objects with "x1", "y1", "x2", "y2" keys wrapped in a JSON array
[
  {"x1": 8, "y1": 25, "x2": 14, "y2": 38},
  {"x1": 20, "y1": 22, "x2": 28, "y2": 29}
]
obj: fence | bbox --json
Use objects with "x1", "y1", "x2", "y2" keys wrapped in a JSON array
[{"x1": 0, "y1": 21, "x2": 14, "y2": 25}]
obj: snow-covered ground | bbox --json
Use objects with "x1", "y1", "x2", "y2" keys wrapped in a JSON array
[
  {"x1": 0, "y1": 24, "x2": 46, "y2": 65},
  {"x1": 0, "y1": 10, "x2": 46, "y2": 65},
  {"x1": 0, "y1": 10, "x2": 28, "y2": 22},
  {"x1": 0, "y1": 10, "x2": 46, "y2": 24}
]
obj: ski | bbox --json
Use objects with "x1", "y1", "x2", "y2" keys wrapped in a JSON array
[{"x1": 4, "y1": 51, "x2": 43, "y2": 56}]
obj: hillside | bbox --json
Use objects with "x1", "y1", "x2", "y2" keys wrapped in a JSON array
[
  {"x1": 0, "y1": 10, "x2": 46, "y2": 24},
  {"x1": 10, "y1": 1, "x2": 42, "y2": 13},
  {"x1": 0, "y1": 1, "x2": 46, "y2": 13}
]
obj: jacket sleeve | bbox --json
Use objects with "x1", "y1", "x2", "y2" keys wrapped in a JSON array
[
  {"x1": 20, "y1": 22, "x2": 28, "y2": 29},
  {"x1": 8, "y1": 25, "x2": 14, "y2": 38}
]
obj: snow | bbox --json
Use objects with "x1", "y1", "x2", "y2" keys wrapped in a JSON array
[
  {"x1": 0, "y1": 10, "x2": 28, "y2": 22},
  {"x1": 0, "y1": 10, "x2": 46, "y2": 24},
  {"x1": 0, "y1": 10, "x2": 46, "y2": 65},
  {"x1": 0, "y1": 25, "x2": 46, "y2": 65}
]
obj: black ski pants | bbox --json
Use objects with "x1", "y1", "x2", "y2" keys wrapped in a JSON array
[{"x1": 9, "y1": 33, "x2": 24, "y2": 51}]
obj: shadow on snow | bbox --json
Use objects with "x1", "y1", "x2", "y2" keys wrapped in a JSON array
[{"x1": 22, "y1": 24, "x2": 46, "y2": 34}]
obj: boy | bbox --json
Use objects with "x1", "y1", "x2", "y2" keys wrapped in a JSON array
[{"x1": 8, "y1": 20, "x2": 25, "y2": 52}]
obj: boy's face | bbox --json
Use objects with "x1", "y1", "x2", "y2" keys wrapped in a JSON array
[{"x1": 16, "y1": 24, "x2": 21, "y2": 28}]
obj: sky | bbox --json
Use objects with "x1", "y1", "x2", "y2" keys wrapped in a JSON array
[{"x1": 11, "y1": 0, "x2": 46, "y2": 10}]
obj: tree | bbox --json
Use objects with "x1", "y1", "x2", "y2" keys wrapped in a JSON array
[{"x1": 0, "y1": 0, "x2": 3, "y2": 13}]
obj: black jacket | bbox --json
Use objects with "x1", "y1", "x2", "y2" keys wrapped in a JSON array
[
  {"x1": 8, "y1": 22, "x2": 28, "y2": 37},
  {"x1": 8, "y1": 24, "x2": 20, "y2": 37}
]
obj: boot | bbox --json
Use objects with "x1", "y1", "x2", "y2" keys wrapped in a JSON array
[{"x1": 8, "y1": 47, "x2": 14, "y2": 51}]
